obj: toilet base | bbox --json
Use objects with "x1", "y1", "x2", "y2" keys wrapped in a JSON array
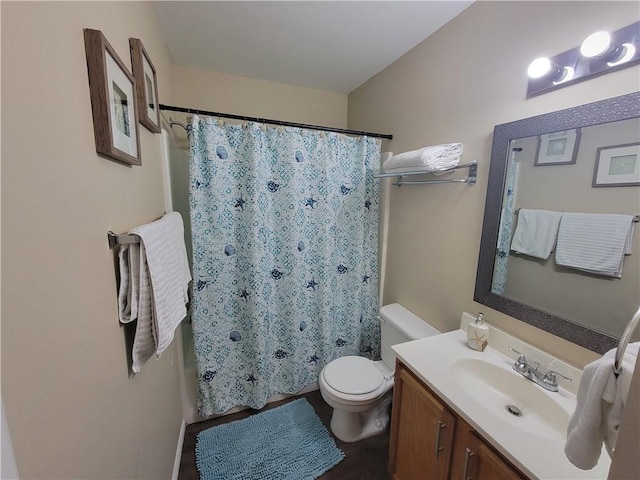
[{"x1": 329, "y1": 394, "x2": 392, "y2": 443}]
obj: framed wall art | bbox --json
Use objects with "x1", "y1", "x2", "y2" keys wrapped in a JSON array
[
  {"x1": 534, "y1": 128, "x2": 581, "y2": 166},
  {"x1": 593, "y1": 142, "x2": 640, "y2": 187},
  {"x1": 129, "y1": 38, "x2": 161, "y2": 134},
  {"x1": 84, "y1": 28, "x2": 141, "y2": 166}
]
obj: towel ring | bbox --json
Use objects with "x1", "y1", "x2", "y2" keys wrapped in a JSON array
[{"x1": 613, "y1": 305, "x2": 640, "y2": 377}]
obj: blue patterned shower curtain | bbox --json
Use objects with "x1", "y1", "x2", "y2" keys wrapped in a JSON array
[
  {"x1": 492, "y1": 158, "x2": 520, "y2": 295},
  {"x1": 188, "y1": 116, "x2": 381, "y2": 416}
]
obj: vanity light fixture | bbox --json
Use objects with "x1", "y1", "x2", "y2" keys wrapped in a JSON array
[{"x1": 526, "y1": 22, "x2": 639, "y2": 97}]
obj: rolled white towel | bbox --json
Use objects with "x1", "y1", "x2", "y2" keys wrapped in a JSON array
[{"x1": 382, "y1": 143, "x2": 462, "y2": 173}]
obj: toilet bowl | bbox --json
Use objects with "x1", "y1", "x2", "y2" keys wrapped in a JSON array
[{"x1": 319, "y1": 303, "x2": 440, "y2": 442}]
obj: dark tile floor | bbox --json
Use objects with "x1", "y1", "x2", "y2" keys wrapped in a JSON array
[{"x1": 178, "y1": 390, "x2": 390, "y2": 480}]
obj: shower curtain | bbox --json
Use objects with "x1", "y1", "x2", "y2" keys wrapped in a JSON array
[
  {"x1": 188, "y1": 116, "x2": 381, "y2": 416},
  {"x1": 492, "y1": 158, "x2": 520, "y2": 295}
]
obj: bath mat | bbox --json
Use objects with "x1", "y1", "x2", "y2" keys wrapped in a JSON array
[{"x1": 195, "y1": 398, "x2": 345, "y2": 480}]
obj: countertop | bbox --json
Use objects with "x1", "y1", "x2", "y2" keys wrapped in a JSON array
[{"x1": 392, "y1": 329, "x2": 611, "y2": 480}]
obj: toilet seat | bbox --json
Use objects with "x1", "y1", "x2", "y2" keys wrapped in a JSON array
[{"x1": 323, "y1": 356, "x2": 384, "y2": 395}]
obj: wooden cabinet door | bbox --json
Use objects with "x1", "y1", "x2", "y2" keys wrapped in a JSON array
[
  {"x1": 451, "y1": 417, "x2": 526, "y2": 480},
  {"x1": 389, "y1": 363, "x2": 455, "y2": 480}
]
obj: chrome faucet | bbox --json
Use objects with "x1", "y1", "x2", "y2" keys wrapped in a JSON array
[{"x1": 509, "y1": 347, "x2": 572, "y2": 392}]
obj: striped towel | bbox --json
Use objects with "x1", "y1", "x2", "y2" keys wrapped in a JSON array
[
  {"x1": 118, "y1": 243, "x2": 156, "y2": 372},
  {"x1": 118, "y1": 212, "x2": 191, "y2": 372},
  {"x1": 555, "y1": 213, "x2": 635, "y2": 278},
  {"x1": 131, "y1": 212, "x2": 191, "y2": 358}
]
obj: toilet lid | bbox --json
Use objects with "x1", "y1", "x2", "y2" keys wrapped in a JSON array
[{"x1": 323, "y1": 356, "x2": 384, "y2": 395}]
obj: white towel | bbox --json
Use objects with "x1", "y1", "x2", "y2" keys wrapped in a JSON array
[
  {"x1": 510, "y1": 209, "x2": 562, "y2": 259},
  {"x1": 130, "y1": 212, "x2": 191, "y2": 358},
  {"x1": 118, "y1": 244, "x2": 137, "y2": 324},
  {"x1": 132, "y1": 244, "x2": 156, "y2": 371},
  {"x1": 565, "y1": 342, "x2": 639, "y2": 469},
  {"x1": 118, "y1": 243, "x2": 156, "y2": 372},
  {"x1": 382, "y1": 143, "x2": 462, "y2": 173},
  {"x1": 555, "y1": 213, "x2": 635, "y2": 278}
]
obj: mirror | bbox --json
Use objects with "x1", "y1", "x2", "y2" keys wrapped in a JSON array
[{"x1": 475, "y1": 92, "x2": 640, "y2": 354}]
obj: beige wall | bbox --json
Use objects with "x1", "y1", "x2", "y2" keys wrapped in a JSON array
[
  {"x1": 1, "y1": 2, "x2": 183, "y2": 479},
  {"x1": 168, "y1": 65, "x2": 348, "y2": 147},
  {"x1": 348, "y1": 0, "x2": 640, "y2": 368}
]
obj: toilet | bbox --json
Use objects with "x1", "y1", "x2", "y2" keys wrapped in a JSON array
[{"x1": 319, "y1": 303, "x2": 441, "y2": 442}]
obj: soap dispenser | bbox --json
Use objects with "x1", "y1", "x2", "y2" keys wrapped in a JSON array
[{"x1": 467, "y1": 312, "x2": 489, "y2": 352}]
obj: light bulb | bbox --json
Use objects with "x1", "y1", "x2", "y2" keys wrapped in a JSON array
[
  {"x1": 527, "y1": 57, "x2": 552, "y2": 79},
  {"x1": 581, "y1": 31, "x2": 612, "y2": 58},
  {"x1": 527, "y1": 57, "x2": 565, "y2": 81}
]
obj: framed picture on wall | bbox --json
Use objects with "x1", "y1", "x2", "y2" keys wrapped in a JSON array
[
  {"x1": 592, "y1": 142, "x2": 640, "y2": 187},
  {"x1": 84, "y1": 29, "x2": 141, "y2": 166},
  {"x1": 534, "y1": 128, "x2": 581, "y2": 166},
  {"x1": 129, "y1": 38, "x2": 161, "y2": 134}
]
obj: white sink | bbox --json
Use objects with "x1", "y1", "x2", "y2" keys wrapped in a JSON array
[
  {"x1": 451, "y1": 358, "x2": 571, "y2": 440},
  {"x1": 392, "y1": 326, "x2": 611, "y2": 479}
]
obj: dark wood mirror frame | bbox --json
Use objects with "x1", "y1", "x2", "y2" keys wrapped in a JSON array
[{"x1": 474, "y1": 91, "x2": 640, "y2": 354}]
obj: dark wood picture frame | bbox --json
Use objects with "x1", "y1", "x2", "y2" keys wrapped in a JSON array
[
  {"x1": 129, "y1": 38, "x2": 161, "y2": 134},
  {"x1": 84, "y1": 28, "x2": 141, "y2": 166}
]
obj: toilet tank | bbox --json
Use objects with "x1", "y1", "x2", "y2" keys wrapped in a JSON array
[{"x1": 378, "y1": 303, "x2": 441, "y2": 368}]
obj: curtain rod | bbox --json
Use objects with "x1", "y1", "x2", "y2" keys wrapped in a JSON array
[{"x1": 159, "y1": 104, "x2": 393, "y2": 140}]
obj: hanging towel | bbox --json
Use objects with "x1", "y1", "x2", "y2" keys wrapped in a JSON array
[
  {"x1": 565, "y1": 342, "x2": 639, "y2": 469},
  {"x1": 555, "y1": 213, "x2": 635, "y2": 278},
  {"x1": 510, "y1": 209, "x2": 563, "y2": 259},
  {"x1": 118, "y1": 243, "x2": 156, "y2": 372},
  {"x1": 382, "y1": 143, "x2": 462, "y2": 173},
  {"x1": 130, "y1": 212, "x2": 191, "y2": 358}
]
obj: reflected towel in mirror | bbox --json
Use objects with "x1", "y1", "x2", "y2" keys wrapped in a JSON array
[
  {"x1": 555, "y1": 213, "x2": 635, "y2": 278},
  {"x1": 510, "y1": 209, "x2": 562, "y2": 259}
]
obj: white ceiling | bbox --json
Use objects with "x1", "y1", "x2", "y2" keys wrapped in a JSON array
[{"x1": 154, "y1": 1, "x2": 474, "y2": 94}]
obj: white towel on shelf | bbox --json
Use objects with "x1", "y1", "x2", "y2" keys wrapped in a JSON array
[
  {"x1": 510, "y1": 209, "x2": 563, "y2": 260},
  {"x1": 382, "y1": 143, "x2": 463, "y2": 173},
  {"x1": 565, "y1": 342, "x2": 639, "y2": 469},
  {"x1": 130, "y1": 212, "x2": 191, "y2": 358},
  {"x1": 555, "y1": 213, "x2": 635, "y2": 278}
]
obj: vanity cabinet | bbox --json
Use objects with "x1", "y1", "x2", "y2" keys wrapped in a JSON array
[
  {"x1": 389, "y1": 361, "x2": 527, "y2": 480},
  {"x1": 449, "y1": 417, "x2": 525, "y2": 480},
  {"x1": 388, "y1": 362, "x2": 456, "y2": 479}
]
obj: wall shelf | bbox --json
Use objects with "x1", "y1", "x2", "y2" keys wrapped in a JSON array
[{"x1": 374, "y1": 161, "x2": 477, "y2": 187}]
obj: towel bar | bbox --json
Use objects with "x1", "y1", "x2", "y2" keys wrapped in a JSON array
[
  {"x1": 613, "y1": 305, "x2": 640, "y2": 377},
  {"x1": 374, "y1": 161, "x2": 477, "y2": 187},
  {"x1": 514, "y1": 210, "x2": 639, "y2": 222},
  {"x1": 107, "y1": 231, "x2": 140, "y2": 249}
]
